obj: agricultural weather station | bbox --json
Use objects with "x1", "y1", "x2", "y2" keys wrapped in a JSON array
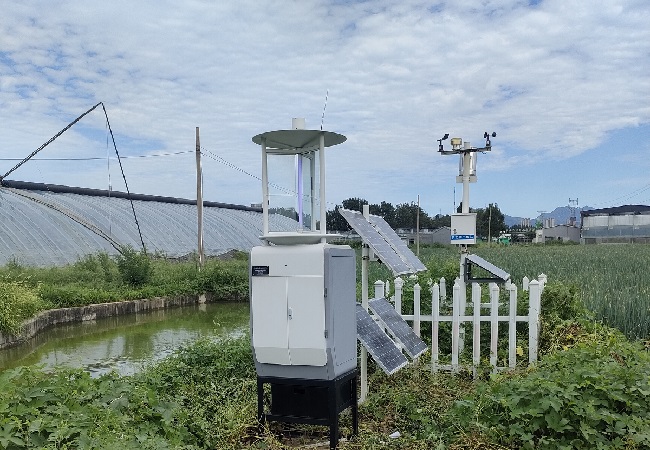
[{"x1": 249, "y1": 119, "x2": 358, "y2": 450}]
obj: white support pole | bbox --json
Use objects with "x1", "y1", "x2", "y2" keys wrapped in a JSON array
[
  {"x1": 458, "y1": 254, "x2": 467, "y2": 354},
  {"x1": 431, "y1": 282, "x2": 440, "y2": 372},
  {"x1": 489, "y1": 283, "x2": 499, "y2": 372},
  {"x1": 461, "y1": 149, "x2": 471, "y2": 214},
  {"x1": 374, "y1": 280, "x2": 385, "y2": 299},
  {"x1": 508, "y1": 283, "x2": 518, "y2": 369},
  {"x1": 310, "y1": 154, "x2": 316, "y2": 231},
  {"x1": 472, "y1": 282, "x2": 481, "y2": 378},
  {"x1": 261, "y1": 138, "x2": 269, "y2": 236},
  {"x1": 451, "y1": 279, "x2": 461, "y2": 372},
  {"x1": 394, "y1": 277, "x2": 403, "y2": 315},
  {"x1": 359, "y1": 204, "x2": 370, "y2": 403},
  {"x1": 413, "y1": 283, "x2": 421, "y2": 337},
  {"x1": 319, "y1": 132, "x2": 326, "y2": 239},
  {"x1": 528, "y1": 280, "x2": 541, "y2": 364}
]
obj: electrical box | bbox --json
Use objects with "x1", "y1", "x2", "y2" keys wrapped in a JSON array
[
  {"x1": 451, "y1": 213, "x2": 477, "y2": 245},
  {"x1": 250, "y1": 243, "x2": 356, "y2": 380}
]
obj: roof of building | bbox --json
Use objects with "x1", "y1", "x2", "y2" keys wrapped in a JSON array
[
  {"x1": 581, "y1": 205, "x2": 650, "y2": 217},
  {"x1": 0, "y1": 179, "x2": 297, "y2": 267}
]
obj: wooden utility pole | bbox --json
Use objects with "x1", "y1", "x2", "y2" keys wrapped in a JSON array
[{"x1": 196, "y1": 127, "x2": 205, "y2": 270}]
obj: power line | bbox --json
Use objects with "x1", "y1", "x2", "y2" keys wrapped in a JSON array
[{"x1": 0, "y1": 150, "x2": 192, "y2": 161}]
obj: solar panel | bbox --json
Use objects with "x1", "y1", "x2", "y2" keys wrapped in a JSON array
[
  {"x1": 368, "y1": 297, "x2": 428, "y2": 359},
  {"x1": 339, "y1": 209, "x2": 412, "y2": 276},
  {"x1": 356, "y1": 304, "x2": 408, "y2": 375},
  {"x1": 368, "y1": 214, "x2": 427, "y2": 273},
  {"x1": 465, "y1": 254, "x2": 511, "y2": 283}
]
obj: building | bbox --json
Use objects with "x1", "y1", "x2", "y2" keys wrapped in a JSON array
[
  {"x1": 534, "y1": 224, "x2": 581, "y2": 243},
  {"x1": 397, "y1": 227, "x2": 452, "y2": 246},
  {"x1": 581, "y1": 205, "x2": 650, "y2": 244}
]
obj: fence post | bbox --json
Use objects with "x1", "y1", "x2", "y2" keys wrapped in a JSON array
[
  {"x1": 385, "y1": 279, "x2": 391, "y2": 297},
  {"x1": 440, "y1": 277, "x2": 446, "y2": 302},
  {"x1": 538, "y1": 273, "x2": 547, "y2": 290},
  {"x1": 394, "y1": 277, "x2": 403, "y2": 315},
  {"x1": 528, "y1": 280, "x2": 541, "y2": 364},
  {"x1": 413, "y1": 283, "x2": 421, "y2": 337},
  {"x1": 489, "y1": 283, "x2": 499, "y2": 372},
  {"x1": 374, "y1": 280, "x2": 385, "y2": 300},
  {"x1": 471, "y1": 282, "x2": 481, "y2": 378},
  {"x1": 508, "y1": 282, "x2": 518, "y2": 369},
  {"x1": 451, "y1": 279, "x2": 461, "y2": 372},
  {"x1": 522, "y1": 276, "x2": 530, "y2": 292},
  {"x1": 431, "y1": 282, "x2": 440, "y2": 372}
]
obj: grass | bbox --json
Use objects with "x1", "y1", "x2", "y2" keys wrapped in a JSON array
[
  {"x1": 2, "y1": 243, "x2": 650, "y2": 448},
  {"x1": 0, "y1": 251, "x2": 249, "y2": 335}
]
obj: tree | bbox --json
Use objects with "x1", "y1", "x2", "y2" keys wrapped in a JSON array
[{"x1": 475, "y1": 203, "x2": 506, "y2": 240}]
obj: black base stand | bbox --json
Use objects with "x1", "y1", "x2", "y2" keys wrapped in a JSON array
[{"x1": 257, "y1": 369, "x2": 358, "y2": 450}]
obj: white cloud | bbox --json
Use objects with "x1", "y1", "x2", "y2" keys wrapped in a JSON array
[{"x1": 1, "y1": 0, "x2": 649, "y2": 218}]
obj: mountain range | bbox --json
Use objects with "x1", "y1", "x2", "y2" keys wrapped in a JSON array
[{"x1": 505, "y1": 206, "x2": 593, "y2": 228}]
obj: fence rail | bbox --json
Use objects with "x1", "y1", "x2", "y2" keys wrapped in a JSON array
[{"x1": 374, "y1": 274, "x2": 546, "y2": 376}]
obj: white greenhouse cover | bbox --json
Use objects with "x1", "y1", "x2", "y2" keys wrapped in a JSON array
[{"x1": 0, "y1": 182, "x2": 298, "y2": 267}]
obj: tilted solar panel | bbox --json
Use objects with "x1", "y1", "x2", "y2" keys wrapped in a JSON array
[
  {"x1": 356, "y1": 304, "x2": 408, "y2": 375},
  {"x1": 368, "y1": 297, "x2": 428, "y2": 359},
  {"x1": 368, "y1": 214, "x2": 427, "y2": 273}
]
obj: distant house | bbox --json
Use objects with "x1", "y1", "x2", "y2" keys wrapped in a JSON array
[
  {"x1": 581, "y1": 205, "x2": 650, "y2": 244},
  {"x1": 398, "y1": 227, "x2": 451, "y2": 246},
  {"x1": 534, "y1": 224, "x2": 581, "y2": 243}
]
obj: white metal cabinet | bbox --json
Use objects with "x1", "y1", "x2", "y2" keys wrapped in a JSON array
[{"x1": 251, "y1": 245, "x2": 327, "y2": 367}]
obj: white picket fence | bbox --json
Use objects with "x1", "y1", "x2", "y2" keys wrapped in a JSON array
[{"x1": 374, "y1": 274, "x2": 546, "y2": 376}]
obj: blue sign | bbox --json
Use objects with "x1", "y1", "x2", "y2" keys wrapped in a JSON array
[{"x1": 451, "y1": 234, "x2": 475, "y2": 240}]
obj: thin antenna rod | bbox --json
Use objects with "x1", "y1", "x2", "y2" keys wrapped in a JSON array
[{"x1": 320, "y1": 89, "x2": 329, "y2": 131}]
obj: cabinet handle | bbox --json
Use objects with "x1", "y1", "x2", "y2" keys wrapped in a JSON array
[{"x1": 288, "y1": 307, "x2": 293, "y2": 320}]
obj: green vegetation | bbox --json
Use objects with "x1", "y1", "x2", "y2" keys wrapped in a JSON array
[
  {"x1": 2, "y1": 244, "x2": 650, "y2": 448},
  {"x1": 0, "y1": 251, "x2": 249, "y2": 334},
  {"x1": 473, "y1": 244, "x2": 650, "y2": 339}
]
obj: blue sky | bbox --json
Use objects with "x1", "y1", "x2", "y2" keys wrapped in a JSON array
[{"x1": 1, "y1": 0, "x2": 649, "y2": 220}]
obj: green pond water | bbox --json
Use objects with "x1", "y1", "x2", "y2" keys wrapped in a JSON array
[{"x1": 0, "y1": 302, "x2": 249, "y2": 377}]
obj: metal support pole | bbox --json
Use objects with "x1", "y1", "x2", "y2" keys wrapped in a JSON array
[
  {"x1": 261, "y1": 138, "x2": 269, "y2": 236},
  {"x1": 359, "y1": 204, "x2": 370, "y2": 402}
]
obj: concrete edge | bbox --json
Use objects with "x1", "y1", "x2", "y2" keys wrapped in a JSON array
[{"x1": 0, "y1": 292, "x2": 233, "y2": 350}]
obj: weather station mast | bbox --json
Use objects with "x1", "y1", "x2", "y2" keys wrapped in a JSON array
[
  {"x1": 438, "y1": 131, "x2": 496, "y2": 246},
  {"x1": 437, "y1": 132, "x2": 510, "y2": 313}
]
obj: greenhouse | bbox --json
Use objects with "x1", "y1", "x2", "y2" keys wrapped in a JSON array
[
  {"x1": 581, "y1": 204, "x2": 650, "y2": 244},
  {"x1": 0, "y1": 180, "x2": 298, "y2": 266}
]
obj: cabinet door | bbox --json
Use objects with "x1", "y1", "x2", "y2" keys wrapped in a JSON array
[
  {"x1": 251, "y1": 276, "x2": 290, "y2": 365},
  {"x1": 287, "y1": 276, "x2": 327, "y2": 366}
]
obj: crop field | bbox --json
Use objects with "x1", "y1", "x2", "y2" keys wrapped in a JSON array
[{"x1": 409, "y1": 243, "x2": 650, "y2": 340}]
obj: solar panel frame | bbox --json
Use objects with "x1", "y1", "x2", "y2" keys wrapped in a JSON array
[
  {"x1": 356, "y1": 304, "x2": 408, "y2": 375},
  {"x1": 368, "y1": 297, "x2": 428, "y2": 359},
  {"x1": 465, "y1": 254, "x2": 511, "y2": 283},
  {"x1": 339, "y1": 209, "x2": 412, "y2": 276},
  {"x1": 368, "y1": 214, "x2": 427, "y2": 273}
]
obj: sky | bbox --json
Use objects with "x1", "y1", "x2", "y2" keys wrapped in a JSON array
[{"x1": 1, "y1": 0, "x2": 649, "y2": 220}]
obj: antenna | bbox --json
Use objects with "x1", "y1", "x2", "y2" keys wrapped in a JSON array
[
  {"x1": 320, "y1": 89, "x2": 329, "y2": 131},
  {"x1": 568, "y1": 198, "x2": 579, "y2": 226}
]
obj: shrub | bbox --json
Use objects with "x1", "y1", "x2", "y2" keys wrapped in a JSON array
[
  {"x1": 0, "y1": 279, "x2": 48, "y2": 334},
  {"x1": 456, "y1": 337, "x2": 650, "y2": 449},
  {"x1": 115, "y1": 246, "x2": 153, "y2": 286}
]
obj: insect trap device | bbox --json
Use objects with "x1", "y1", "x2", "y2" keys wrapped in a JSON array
[{"x1": 250, "y1": 119, "x2": 357, "y2": 450}]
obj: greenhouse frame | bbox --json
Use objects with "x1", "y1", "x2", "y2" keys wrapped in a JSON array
[
  {"x1": 581, "y1": 205, "x2": 650, "y2": 244},
  {"x1": 0, "y1": 180, "x2": 298, "y2": 266}
]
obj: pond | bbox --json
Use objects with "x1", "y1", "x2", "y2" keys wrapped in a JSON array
[{"x1": 0, "y1": 302, "x2": 249, "y2": 377}]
